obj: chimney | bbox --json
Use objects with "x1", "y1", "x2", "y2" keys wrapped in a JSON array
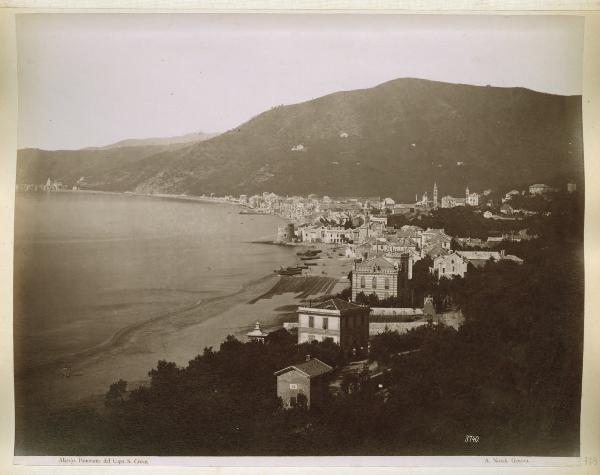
[{"x1": 305, "y1": 354, "x2": 311, "y2": 362}]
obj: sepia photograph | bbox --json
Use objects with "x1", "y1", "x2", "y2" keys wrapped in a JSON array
[{"x1": 11, "y1": 12, "x2": 586, "y2": 462}]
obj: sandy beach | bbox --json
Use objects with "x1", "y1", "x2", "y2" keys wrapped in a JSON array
[{"x1": 15, "y1": 243, "x2": 354, "y2": 416}]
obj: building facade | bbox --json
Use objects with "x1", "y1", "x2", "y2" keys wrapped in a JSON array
[
  {"x1": 431, "y1": 252, "x2": 469, "y2": 279},
  {"x1": 529, "y1": 183, "x2": 556, "y2": 195},
  {"x1": 352, "y1": 255, "x2": 411, "y2": 301},
  {"x1": 297, "y1": 298, "x2": 370, "y2": 357},
  {"x1": 274, "y1": 357, "x2": 333, "y2": 409}
]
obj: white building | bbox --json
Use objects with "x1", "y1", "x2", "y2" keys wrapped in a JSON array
[
  {"x1": 431, "y1": 252, "x2": 469, "y2": 280},
  {"x1": 297, "y1": 299, "x2": 370, "y2": 357},
  {"x1": 529, "y1": 183, "x2": 556, "y2": 195}
]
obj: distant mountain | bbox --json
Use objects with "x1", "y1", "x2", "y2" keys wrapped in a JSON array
[
  {"x1": 16, "y1": 132, "x2": 216, "y2": 190},
  {"x1": 84, "y1": 131, "x2": 219, "y2": 150},
  {"x1": 16, "y1": 79, "x2": 583, "y2": 200}
]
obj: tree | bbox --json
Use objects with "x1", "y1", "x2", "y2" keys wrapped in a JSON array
[{"x1": 105, "y1": 379, "x2": 128, "y2": 407}]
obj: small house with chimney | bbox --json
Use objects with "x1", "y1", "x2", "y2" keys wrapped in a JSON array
[{"x1": 274, "y1": 356, "x2": 333, "y2": 409}]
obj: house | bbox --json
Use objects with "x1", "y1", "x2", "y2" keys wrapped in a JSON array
[
  {"x1": 441, "y1": 196, "x2": 466, "y2": 208},
  {"x1": 274, "y1": 356, "x2": 333, "y2": 409},
  {"x1": 455, "y1": 237, "x2": 484, "y2": 248},
  {"x1": 297, "y1": 298, "x2": 370, "y2": 357},
  {"x1": 352, "y1": 255, "x2": 410, "y2": 301},
  {"x1": 419, "y1": 228, "x2": 452, "y2": 257},
  {"x1": 504, "y1": 189, "x2": 521, "y2": 201},
  {"x1": 370, "y1": 236, "x2": 419, "y2": 256},
  {"x1": 422, "y1": 235, "x2": 452, "y2": 258},
  {"x1": 456, "y1": 250, "x2": 524, "y2": 268},
  {"x1": 456, "y1": 250, "x2": 504, "y2": 268},
  {"x1": 352, "y1": 239, "x2": 376, "y2": 260},
  {"x1": 486, "y1": 236, "x2": 505, "y2": 245},
  {"x1": 392, "y1": 203, "x2": 417, "y2": 215},
  {"x1": 419, "y1": 228, "x2": 450, "y2": 248},
  {"x1": 431, "y1": 252, "x2": 469, "y2": 279},
  {"x1": 465, "y1": 187, "x2": 480, "y2": 206},
  {"x1": 400, "y1": 225, "x2": 423, "y2": 234},
  {"x1": 529, "y1": 183, "x2": 556, "y2": 195}
]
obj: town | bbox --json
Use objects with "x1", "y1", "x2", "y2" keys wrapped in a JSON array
[{"x1": 226, "y1": 180, "x2": 577, "y2": 410}]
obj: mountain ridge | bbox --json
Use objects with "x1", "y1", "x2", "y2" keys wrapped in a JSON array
[{"x1": 16, "y1": 78, "x2": 583, "y2": 201}]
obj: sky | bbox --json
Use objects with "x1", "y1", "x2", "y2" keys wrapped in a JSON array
[{"x1": 16, "y1": 14, "x2": 584, "y2": 150}]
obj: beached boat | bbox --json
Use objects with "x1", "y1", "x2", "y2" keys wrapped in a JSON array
[{"x1": 275, "y1": 266, "x2": 303, "y2": 276}]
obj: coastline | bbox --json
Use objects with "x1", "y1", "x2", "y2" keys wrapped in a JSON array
[
  {"x1": 14, "y1": 192, "x2": 353, "y2": 419},
  {"x1": 16, "y1": 272, "x2": 285, "y2": 409},
  {"x1": 16, "y1": 266, "x2": 350, "y2": 414}
]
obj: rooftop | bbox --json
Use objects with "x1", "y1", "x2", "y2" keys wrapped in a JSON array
[
  {"x1": 355, "y1": 256, "x2": 397, "y2": 271},
  {"x1": 311, "y1": 298, "x2": 366, "y2": 312},
  {"x1": 274, "y1": 358, "x2": 333, "y2": 378},
  {"x1": 457, "y1": 251, "x2": 503, "y2": 260}
]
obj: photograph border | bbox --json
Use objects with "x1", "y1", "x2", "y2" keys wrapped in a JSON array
[{"x1": 1, "y1": 2, "x2": 599, "y2": 473}]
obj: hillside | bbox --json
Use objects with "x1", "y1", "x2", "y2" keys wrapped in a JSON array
[{"x1": 16, "y1": 78, "x2": 583, "y2": 200}]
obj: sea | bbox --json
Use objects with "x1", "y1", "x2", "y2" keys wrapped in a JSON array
[{"x1": 13, "y1": 191, "x2": 296, "y2": 372}]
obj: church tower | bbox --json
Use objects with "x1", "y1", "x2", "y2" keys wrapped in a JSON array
[
  {"x1": 465, "y1": 186, "x2": 470, "y2": 200},
  {"x1": 433, "y1": 182, "x2": 438, "y2": 208}
]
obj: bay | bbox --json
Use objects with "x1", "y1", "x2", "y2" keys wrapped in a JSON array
[{"x1": 13, "y1": 191, "x2": 295, "y2": 371}]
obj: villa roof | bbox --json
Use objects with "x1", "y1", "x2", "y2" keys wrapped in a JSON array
[
  {"x1": 355, "y1": 256, "x2": 397, "y2": 271},
  {"x1": 311, "y1": 298, "x2": 365, "y2": 312},
  {"x1": 274, "y1": 358, "x2": 333, "y2": 378},
  {"x1": 456, "y1": 251, "x2": 502, "y2": 260}
]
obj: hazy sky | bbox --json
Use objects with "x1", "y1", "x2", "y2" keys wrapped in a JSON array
[{"x1": 17, "y1": 14, "x2": 583, "y2": 150}]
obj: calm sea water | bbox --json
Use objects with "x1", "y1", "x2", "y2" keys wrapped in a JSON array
[{"x1": 13, "y1": 192, "x2": 294, "y2": 370}]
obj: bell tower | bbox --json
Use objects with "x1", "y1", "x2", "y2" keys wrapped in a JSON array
[{"x1": 433, "y1": 182, "x2": 438, "y2": 208}]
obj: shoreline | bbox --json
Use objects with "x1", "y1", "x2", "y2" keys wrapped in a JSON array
[
  {"x1": 14, "y1": 193, "x2": 353, "y2": 415},
  {"x1": 15, "y1": 268, "x2": 350, "y2": 413},
  {"x1": 15, "y1": 272, "x2": 285, "y2": 409}
]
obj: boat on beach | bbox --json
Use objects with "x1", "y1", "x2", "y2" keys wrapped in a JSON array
[{"x1": 275, "y1": 265, "x2": 304, "y2": 276}]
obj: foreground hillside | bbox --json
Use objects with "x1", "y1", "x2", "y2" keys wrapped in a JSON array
[{"x1": 17, "y1": 78, "x2": 583, "y2": 200}]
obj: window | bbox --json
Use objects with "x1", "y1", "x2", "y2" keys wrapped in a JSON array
[
  {"x1": 322, "y1": 317, "x2": 328, "y2": 330},
  {"x1": 289, "y1": 383, "x2": 298, "y2": 390},
  {"x1": 360, "y1": 276, "x2": 365, "y2": 288},
  {"x1": 308, "y1": 316, "x2": 314, "y2": 328},
  {"x1": 290, "y1": 396, "x2": 297, "y2": 406},
  {"x1": 372, "y1": 277, "x2": 377, "y2": 289},
  {"x1": 384, "y1": 277, "x2": 390, "y2": 290}
]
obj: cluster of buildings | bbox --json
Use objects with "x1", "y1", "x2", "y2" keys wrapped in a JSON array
[
  {"x1": 16, "y1": 177, "x2": 87, "y2": 192},
  {"x1": 252, "y1": 293, "x2": 440, "y2": 409},
  {"x1": 431, "y1": 250, "x2": 523, "y2": 280},
  {"x1": 16, "y1": 178, "x2": 66, "y2": 192},
  {"x1": 413, "y1": 183, "x2": 487, "y2": 210}
]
